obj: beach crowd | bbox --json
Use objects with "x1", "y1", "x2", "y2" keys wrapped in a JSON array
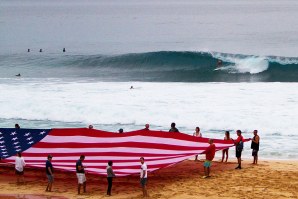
[{"x1": 11, "y1": 123, "x2": 260, "y2": 197}]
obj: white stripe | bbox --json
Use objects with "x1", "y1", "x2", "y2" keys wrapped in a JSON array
[
  {"x1": 42, "y1": 135, "x2": 213, "y2": 147},
  {"x1": 5, "y1": 155, "x2": 184, "y2": 161},
  {"x1": 24, "y1": 147, "x2": 205, "y2": 155},
  {"x1": 21, "y1": 155, "x2": 192, "y2": 167},
  {"x1": 53, "y1": 166, "x2": 160, "y2": 174}
]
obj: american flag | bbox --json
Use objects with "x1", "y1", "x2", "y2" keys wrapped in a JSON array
[{"x1": 0, "y1": 128, "x2": 235, "y2": 176}]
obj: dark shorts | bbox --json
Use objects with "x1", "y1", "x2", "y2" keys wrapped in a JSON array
[
  {"x1": 47, "y1": 174, "x2": 54, "y2": 183},
  {"x1": 236, "y1": 150, "x2": 242, "y2": 158},
  {"x1": 140, "y1": 178, "x2": 147, "y2": 187},
  {"x1": 252, "y1": 149, "x2": 259, "y2": 156},
  {"x1": 15, "y1": 169, "x2": 24, "y2": 175}
]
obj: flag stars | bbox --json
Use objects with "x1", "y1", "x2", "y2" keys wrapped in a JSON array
[
  {"x1": 10, "y1": 132, "x2": 17, "y2": 136},
  {"x1": 1, "y1": 129, "x2": 49, "y2": 159},
  {"x1": 24, "y1": 133, "x2": 31, "y2": 137}
]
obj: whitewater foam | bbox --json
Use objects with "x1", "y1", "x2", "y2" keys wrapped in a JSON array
[{"x1": 212, "y1": 52, "x2": 269, "y2": 74}]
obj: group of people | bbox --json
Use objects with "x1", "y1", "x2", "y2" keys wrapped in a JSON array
[
  {"x1": 89, "y1": 122, "x2": 260, "y2": 171},
  {"x1": 14, "y1": 146, "x2": 89, "y2": 194},
  {"x1": 26, "y1": 48, "x2": 66, "y2": 53},
  {"x1": 45, "y1": 154, "x2": 95, "y2": 195},
  {"x1": 46, "y1": 154, "x2": 146, "y2": 196},
  {"x1": 88, "y1": 123, "x2": 150, "y2": 133},
  {"x1": 11, "y1": 122, "x2": 260, "y2": 197},
  {"x1": 221, "y1": 129, "x2": 260, "y2": 167},
  {"x1": 88, "y1": 122, "x2": 180, "y2": 134},
  {"x1": 201, "y1": 129, "x2": 260, "y2": 179},
  {"x1": 14, "y1": 153, "x2": 148, "y2": 197}
]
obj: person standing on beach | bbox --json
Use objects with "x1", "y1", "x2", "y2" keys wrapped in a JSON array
[
  {"x1": 232, "y1": 130, "x2": 244, "y2": 169},
  {"x1": 140, "y1": 157, "x2": 148, "y2": 197},
  {"x1": 76, "y1": 155, "x2": 86, "y2": 194},
  {"x1": 144, "y1": 124, "x2": 150, "y2": 131},
  {"x1": 118, "y1": 128, "x2": 124, "y2": 133},
  {"x1": 106, "y1": 161, "x2": 116, "y2": 196},
  {"x1": 251, "y1": 130, "x2": 260, "y2": 164},
  {"x1": 193, "y1": 127, "x2": 202, "y2": 161},
  {"x1": 45, "y1": 154, "x2": 54, "y2": 192},
  {"x1": 15, "y1": 152, "x2": 26, "y2": 184},
  {"x1": 15, "y1": 123, "x2": 20, "y2": 129},
  {"x1": 193, "y1": 127, "x2": 202, "y2": 137},
  {"x1": 202, "y1": 139, "x2": 216, "y2": 178},
  {"x1": 169, "y1": 122, "x2": 179, "y2": 132},
  {"x1": 221, "y1": 131, "x2": 231, "y2": 162}
]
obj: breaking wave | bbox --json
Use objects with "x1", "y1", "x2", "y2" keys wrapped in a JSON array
[{"x1": 1, "y1": 51, "x2": 298, "y2": 82}]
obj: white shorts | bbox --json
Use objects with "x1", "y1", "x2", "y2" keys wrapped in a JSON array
[{"x1": 76, "y1": 173, "x2": 86, "y2": 184}]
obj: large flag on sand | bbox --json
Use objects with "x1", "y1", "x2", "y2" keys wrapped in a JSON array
[{"x1": 0, "y1": 128, "x2": 236, "y2": 176}]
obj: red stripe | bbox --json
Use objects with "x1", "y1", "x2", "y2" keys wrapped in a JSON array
[
  {"x1": 33, "y1": 142, "x2": 209, "y2": 151},
  {"x1": 49, "y1": 129, "x2": 236, "y2": 144},
  {"x1": 1, "y1": 128, "x2": 243, "y2": 176}
]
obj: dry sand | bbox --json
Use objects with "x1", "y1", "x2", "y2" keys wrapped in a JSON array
[{"x1": 0, "y1": 158, "x2": 297, "y2": 199}]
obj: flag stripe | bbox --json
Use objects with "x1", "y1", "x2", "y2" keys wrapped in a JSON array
[{"x1": 0, "y1": 128, "x2": 238, "y2": 176}]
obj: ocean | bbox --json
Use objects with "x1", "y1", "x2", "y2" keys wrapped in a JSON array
[{"x1": 0, "y1": 0, "x2": 297, "y2": 159}]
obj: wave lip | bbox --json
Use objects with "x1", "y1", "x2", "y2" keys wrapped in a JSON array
[{"x1": 212, "y1": 52, "x2": 269, "y2": 74}]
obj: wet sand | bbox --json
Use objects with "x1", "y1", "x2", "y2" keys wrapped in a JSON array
[{"x1": 0, "y1": 159, "x2": 297, "y2": 199}]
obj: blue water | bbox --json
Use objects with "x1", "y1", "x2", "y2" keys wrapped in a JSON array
[{"x1": 1, "y1": 52, "x2": 298, "y2": 82}]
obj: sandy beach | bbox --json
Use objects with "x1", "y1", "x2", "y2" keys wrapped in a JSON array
[{"x1": 0, "y1": 158, "x2": 297, "y2": 199}]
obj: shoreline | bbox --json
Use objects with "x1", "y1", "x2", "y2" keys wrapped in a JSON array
[{"x1": 1, "y1": 159, "x2": 297, "y2": 199}]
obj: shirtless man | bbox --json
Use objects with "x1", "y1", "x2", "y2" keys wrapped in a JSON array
[{"x1": 251, "y1": 130, "x2": 260, "y2": 164}]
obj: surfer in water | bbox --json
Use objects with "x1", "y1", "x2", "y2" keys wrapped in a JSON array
[
  {"x1": 15, "y1": 73, "x2": 21, "y2": 77},
  {"x1": 217, "y1": 60, "x2": 223, "y2": 68}
]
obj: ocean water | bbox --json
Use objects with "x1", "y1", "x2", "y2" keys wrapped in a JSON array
[{"x1": 0, "y1": 0, "x2": 298, "y2": 159}]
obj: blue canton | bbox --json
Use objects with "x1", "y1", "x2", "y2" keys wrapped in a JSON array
[{"x1": 0, "y1": 128, "x2": 50, "y2": 159}]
